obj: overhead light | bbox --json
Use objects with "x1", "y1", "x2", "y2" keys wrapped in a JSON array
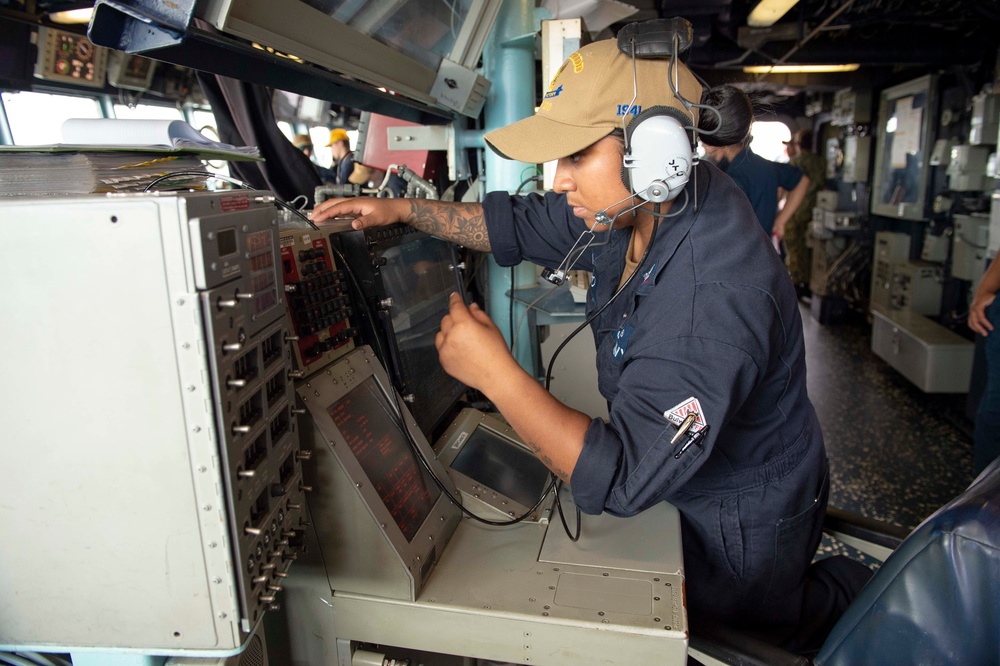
[
  {"x1": 743, "y1": 64, "x2": 861, "y2": 74},
  {"x1": 747, "y1": 0, "x2": 800, "y2": 27},
  {"x1": 48, "y1": 7, "x2": 95, "y2": 24}
]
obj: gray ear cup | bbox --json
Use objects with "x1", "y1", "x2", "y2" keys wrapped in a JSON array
[{"x1": 623, "y1": 106, "x2": 694, "y2": 202}]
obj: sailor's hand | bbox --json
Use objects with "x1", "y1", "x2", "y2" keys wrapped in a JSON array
[
  {"x1": 436, "y1": 293, "x2": 518, "y2": 391},
  {"x1": 968, "y1": 291, "x2": 996, "y2": 337},
  {"x1": 309, "y1": 197, "x2": 409, "y2": 229}
]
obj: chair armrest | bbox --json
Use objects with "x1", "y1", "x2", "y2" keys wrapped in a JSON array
[
  {"x1": 823, "y1": 507, "x2": 908, "y2": 552},
  {"x1": 689, "y1": 622, "x2": 812, "y2": 666}
]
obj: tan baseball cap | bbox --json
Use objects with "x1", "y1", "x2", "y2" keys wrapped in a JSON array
[{"x1": 484, "y1": 38, "x2": 703, "y2": 164}]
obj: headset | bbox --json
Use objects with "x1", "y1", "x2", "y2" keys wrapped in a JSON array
[
  {"x1": 618, "y1": 18, "x2": 700, "y2": 205},
  {"x1": 623, "y1": 105, "x2": 694, "y2": 203}
]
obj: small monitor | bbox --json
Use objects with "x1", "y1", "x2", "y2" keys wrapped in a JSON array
[
  {"x1": 107, "y1": 51, "x2": 157, "y2": 91},
  {"x1": 435, "y1": 408, "x2": 553, "y2": 523},
  {"x1": 296, "y1": 346, "x2": 461, "y2": 600}
]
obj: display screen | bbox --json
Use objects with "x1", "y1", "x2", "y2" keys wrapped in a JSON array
[
  {"x1": 217, "y1": 227, "x2": 237, "y2": 257},
  {"x1": 450, "y1": 426, "x2": 551, "y2": 508},
  {"x1": 876, "y1": 90, "x2": 928, "y2": 207},
  {"x1": 328, "y1": 376, "x2": 441, "y2": 541},
  {"x1": 377, "y1": 233, "x2": 466, "y2": 437}
]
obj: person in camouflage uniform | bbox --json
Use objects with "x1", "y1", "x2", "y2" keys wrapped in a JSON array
[{"x1": 784, "y1": 129, "x2": 827, "y2": 295}]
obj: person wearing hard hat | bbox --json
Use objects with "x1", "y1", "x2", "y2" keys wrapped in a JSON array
[
  {"x1": 292, "y1": 133, "x2": 334, "y2": 182},
  {"x1": 292, "y1": 133, "x2": 314, "y2": 157},
  {"x1": 326, "y1": 128, "x2": 355, "y2": 185}
]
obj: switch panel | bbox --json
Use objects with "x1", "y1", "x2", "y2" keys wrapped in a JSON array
[{"x1": 280, "y1": 228, "x2": 359, "y2": 378}]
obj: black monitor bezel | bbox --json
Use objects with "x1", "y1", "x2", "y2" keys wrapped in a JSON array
[{"x1": 330, "y1": 225, "x2": 467, "y2": 440}]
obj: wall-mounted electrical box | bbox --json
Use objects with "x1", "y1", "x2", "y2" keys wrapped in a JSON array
[{"x1": 952, "y1": 214, "x2": 990, "y2": 281}]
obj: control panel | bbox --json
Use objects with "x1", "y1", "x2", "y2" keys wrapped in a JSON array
[
  {"x1": 0, "y1": 191, "x2": 309, "y2": 652},
  {"x1": 190, "y1": 199, "x2": 312, "y2": 632},
  {"x1": 280, "y1": 227, "x2": 359, "y2": 378}
]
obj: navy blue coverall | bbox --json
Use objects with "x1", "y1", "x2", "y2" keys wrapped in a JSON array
[
  {"x1": 482, "y1": 162, "x2": 854, "y2": 647},
  {"x1": 722, "y1": 146, "x2": 803, "y2": 236}
]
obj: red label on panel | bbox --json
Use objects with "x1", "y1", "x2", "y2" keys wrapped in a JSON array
[{"x1": 220, "y1": 194, "x2": 250, "y2": 211}]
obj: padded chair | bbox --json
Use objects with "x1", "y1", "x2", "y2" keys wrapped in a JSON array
[{"x1": 689, "y1": 456, "x2": 1000, "y2": 666}]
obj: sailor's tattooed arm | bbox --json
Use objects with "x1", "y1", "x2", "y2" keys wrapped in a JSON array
[{"x1": 405, "y1": 200, "x2": 491, "y2": 252}]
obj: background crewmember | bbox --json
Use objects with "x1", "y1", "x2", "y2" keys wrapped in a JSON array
[
  {"x1": 784, "y1": 129, "x2": 827, "y2": 297},
  {"x1": 699, "y1": 85, "x2": 809, "y2": 246}
]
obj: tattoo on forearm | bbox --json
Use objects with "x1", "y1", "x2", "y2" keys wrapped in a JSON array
[
  {"x1": 406, "y1": 201, "x2": 491, "y2": 252},
  {"x1": 527, "y1": 441, "x2": 569, "y2": 483}
]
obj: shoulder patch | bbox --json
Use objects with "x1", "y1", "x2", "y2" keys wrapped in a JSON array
[{"x1": 663, "y1": 397, "x2": 707, "y2": 433}]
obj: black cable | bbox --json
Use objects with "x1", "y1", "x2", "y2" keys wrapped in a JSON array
[
  {"x1": 141, "y1": 170, "x2": 253, "y2": 193},
  {"x1": 508, "y1": 174, "x2": 542, "y2": 349},
  {"x1": 509, "y1": 265, "x2": 515, "y2": 351},
  {"x1": 546, "y1": 200, "x2": 666, "y2": 542},
  {"x1": 515, "y1": 174, "x2": 541, "y2": 195},
  {"x1": 140, "y1": 170, "x2": 324, "y2": 235},
  {"x1": 274, "y1": 197, "x2": 321, "y2": 231}
]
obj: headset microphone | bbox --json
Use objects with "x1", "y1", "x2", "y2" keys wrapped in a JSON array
[{"x1": 540, "y1": 197, "x2": 647, "y2": 286}]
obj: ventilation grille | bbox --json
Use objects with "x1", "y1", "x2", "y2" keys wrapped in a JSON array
[{"x1": 237, "y1": 634, "x2": 265, "y2": 666}]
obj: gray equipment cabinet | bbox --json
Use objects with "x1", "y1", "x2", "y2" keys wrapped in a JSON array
[
  {"x1": 871, "y1": 305, "x2": 973, "y2": 393},
  {"x1": 0, "y1": 192, "x2": 307, "y2": 657}
]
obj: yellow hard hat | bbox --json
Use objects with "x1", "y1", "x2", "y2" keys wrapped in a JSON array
[{"x1": 326, "y1": 128, "x2": 350, "y2": 147}]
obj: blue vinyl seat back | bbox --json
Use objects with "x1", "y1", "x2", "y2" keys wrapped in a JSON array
[{"x1": 816, "y1": 457, "x2": 1000, "y2": 666}]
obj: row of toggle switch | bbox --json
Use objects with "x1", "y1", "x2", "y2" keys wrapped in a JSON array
[
  {"x1": 244, "y1": 483, "x2": 312, "y2": 612},
  {"x1": 303, "y1": 328, "x2": 358, "y2": 358}
]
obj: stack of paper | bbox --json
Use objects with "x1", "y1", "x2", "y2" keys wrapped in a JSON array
[
  {"x1": 0, "y1": 118, "x2": 262, "y2": 196},
  {"x1": 0, "y1": 152, "x2": 210, "y2": 196}
]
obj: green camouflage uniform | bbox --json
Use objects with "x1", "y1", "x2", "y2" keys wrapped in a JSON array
[{"x1": 787, "y1": 150, "x2": 826, "y2": 287}]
